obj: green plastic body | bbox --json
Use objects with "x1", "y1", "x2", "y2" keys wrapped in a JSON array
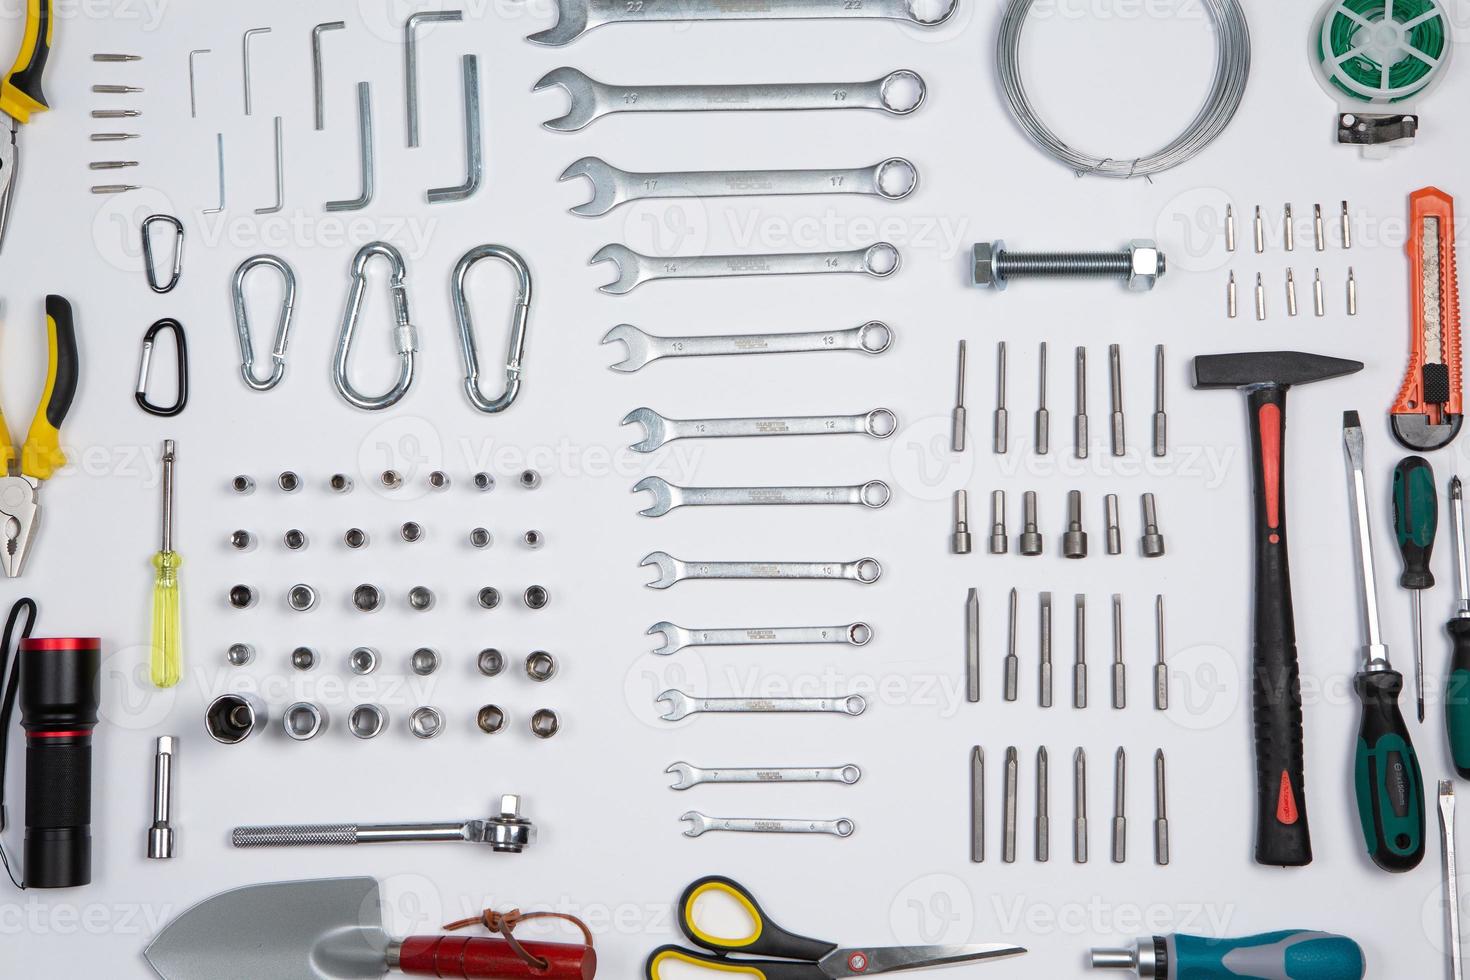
[
  {"x1": 1169, "y1": 930, "x2": 1364, "y2": 979},
  {"x1": 1446, "y1": 617, "x2": 1470, "y2": 777},
  {"x1": 1392, "y1": 456, "x2": 1437, "y2": 590},
  {"x1": 1352, "y1": 669, "x2": 1425, "y2": 872}
]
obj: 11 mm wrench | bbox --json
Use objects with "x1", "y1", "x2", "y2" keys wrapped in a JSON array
[
  {"x1": 667, "y1": 763, "x2": 863, "y2": 790},
  {"x1": 680, "y1": 812, "x2": 855, "y2": 838},
  {"x1": 623, "y1": 406, "x2": 896, "y2": 451},
  {"x1": 593, "y1": 242, "x2": 900, "y2": 294},
  {"x1": 603, "y1": 321, "x2": 892, "y2": 371},
  {"x1": 535, "y1": 67, "x2": 926, "y2": 131},
  {"x1": 641, "y1": 552, "x2": 883, "y2": 588},
  {"x1": 561, "y1": 157, "x2": 918, "y2": 216},
  {"x1": 529, "y1": 0, "x2": 958, "y2": 45},
  {"x1": 649, "y1": 621, "x2": 872, "y2": 655},
  {"x1": 634, "y1": 477, "x2": 891, "y2": 517},
  {"x1": 657, "y1": 689, "x2": 868, "y2": 720}
]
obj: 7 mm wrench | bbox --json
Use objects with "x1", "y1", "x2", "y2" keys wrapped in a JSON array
[
  {"x1": 649, "y1": 621, "x2": 872, "y2": 655},
  {"x1": 624, "y1": 406, "x2": 896, "y2": 451},
  {"x1": 642, "y1": 552, "x2": 883, "y2": 588},
  {"x1": 657, "y1": 689, "x2": 868, "y2": 720},
  {"x1": 603, "y1": 321, "x2": 892, "y2": 371},
  {"x1": 529, "y1": 0, "x2": 957, "y2": 45},
  {"x1": 666, "y1": 763, "x2": 862, "y2": 789}
]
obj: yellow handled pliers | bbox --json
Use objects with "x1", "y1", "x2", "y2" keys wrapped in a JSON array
[
  {"x1": 0, "y1": 0, "x2": 55, "y2": 252},
  {"x1": 1, "y1": 296, "x2": 77, "y2": 577}
]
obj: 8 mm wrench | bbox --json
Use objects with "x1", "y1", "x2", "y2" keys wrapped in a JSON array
[
  {"x1": 649, "y1": 621, "x2": 872, "y2": 655},
  {"x1": 529, "y1": 0, "x2": 957, "y2": 45},
  {"x1": 657, "y1": 689, "x2": 868, "y2": 720},
  {"x1": 634, "y1": 477, "x2": 891, "y2": 516},
  {"x1": 624, "y1": 406, "x2": 896, "y2": 451},
  {"x1": 642, "y1": 552, "x2": 882, "y2": 588},
  {"x1": 603, "y1": 321, "x2": 892, "y2": 371},
  {"x1": 593, "y1": 242, "x2": 900, "y2": 294},
  {"x1": 667, "y1": 763, "x2": 863, "y2": 789}
]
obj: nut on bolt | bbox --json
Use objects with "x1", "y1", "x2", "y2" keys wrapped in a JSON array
[{"x1": 971, "y1": 239, "x2": 1166, "y2": 292}]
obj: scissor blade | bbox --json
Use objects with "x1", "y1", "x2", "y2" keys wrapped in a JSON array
[
  {"x1": 0, "y1": 119, "x2": 17, "y2": 254},
  {"x1": 820, "y1": 943, "x2": 1026, "y2": 976}
]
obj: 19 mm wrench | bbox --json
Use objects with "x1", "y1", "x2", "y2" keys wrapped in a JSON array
[
  {"x1": 641, "y1": 552, "x2": 882, "y2": 588},
  {"x1": 648, "y1": 621, "x2": 872, "y2": 655},
  {"x1": 529, "y1": 0, "x2": 958, "y2": 45},
  {"x1": 561, "y1": 156, "x2": 917, "y2": 216},
  {"x1": 604, "y1": 322, "x2": 892, "y2": 371},
  {"x1": 667, "y1": 763, "x2": 863, "y2": 790},
  {"x1": 623, "y1": 406, "x2": 896, "y2": 451}
]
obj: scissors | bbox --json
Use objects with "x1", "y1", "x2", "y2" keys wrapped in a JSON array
[{"x1": 645, "y1": 876, "x2": 1025, "y2": 978}]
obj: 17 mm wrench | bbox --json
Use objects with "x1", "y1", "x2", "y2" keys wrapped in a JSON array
[
  {"x1": 593, "y1": 242, "x2": 900, "y2": 294},
  {"x1": 602, "y1": 321, "x2": 892, "y2": 372},
  {"x1": 657, "y1": 689, "x2": 868, "y2": 720},
  {"x1": 623, "y1": 406, "x2": 896, "y2": 452},
  {"x1": 561, "y1": 156, "x2": 917, "y2": 216},
  {"x1": 535, "y1": 67, "x2": 926, "y2": 132},
  {"x1": 528, "y1": 0, "x2": 957, "y2": 45},
  {"x1": 634, "y1": 476, "x2": 891, "y2": 517},
  {"x1": 641, "y1": 552, "x2": 882, "y2": 588},
  {"x1": 648, "y1": 621, "x2": 872, "y2": 655},
  {"x1": 667, "y1": 763, "x2": 863, "y2": 790}
]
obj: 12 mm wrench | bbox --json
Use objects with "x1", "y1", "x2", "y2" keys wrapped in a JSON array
[
  {"x1": 648, "y1": 621, "x2": 872, "y2": 655},
  {"x1": 667, "y1": 763, "x2": 863, "y2": 790},
  {"x1": 561, "y1": 157, "x2": 917, "y2": 216},
  {"x1": 641, "y1": 552, "x2": 882, "y2": 588},
  {"x1": 623, "y1": 406, "x2": 896, "y2": 451},
  {"x1": 634, "y1": 477, "x2": 891, "y2": 517},
  {"x1": 602, "y1": 321, "x2": 893, "y2": 371},
  {"x1": 593, "y1": 242, "x2": 900, "y2": 294},
  {"x1": 528, "y1": 0, "x2": 958, "y2": 45},
  {"x1": 657, "y1": 689, "x2": 868, "y2": 720}
]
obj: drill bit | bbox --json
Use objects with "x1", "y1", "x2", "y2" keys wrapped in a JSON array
[
  {"x1": 970, "y1": 746, "x2": 984, "y2": 863},
  {"x1": 1154, "y1": 595, "x2": 1168, "y2": 711},
  {"x1": 1003, "y1": 746, "x2": 1018, "y2": 864},
  {"x1": 1005, "y1": 587, "x2": 1019, "y2": 702},
  {"x1": 1074, "y1": 346, "x2": 1089, "y2": 459},
  {"x1": 951, "y1": 490, "x2": 972, "y2": 555},
  {"x1": 1154, "y1": 750, "x2": 1170, "y2": 866},
  {"x1": 1036, "y1": 341, "x2": 1050, "y2": 455},
  {"x1": 1152, "y1": 344, "x2": 1166, "y2": 458},
  {"x1": 1112, "y1": 594, "x2": 1126, "y2": 710},
  {"x1": 1074, "y1": 594, "x2": 1088, "y2": 709},
  {"x1": 1039, "y1": 592, "x2": 1053, "y2": 709},
  {"x1": 966, "y1": 587, "x2": 980, "y2": 704},
  {"x1": 1108, "y1": 343, "x2": 1125, "y2": 457},
  {"x1": 1112, "y1": 747, "x2": 1127, "y2": 864},
  {"x1": 951, "y1": 340, "x2": 967, "y2": 453},
  {"x1": 1074, "y1": 748, "x2": 1089, "y2": 864},
  {"x1": 993, "y1": 341, "x2": 1008, "y2": 455},
  {"x1": 1036, "y1": 747, "x2": 1050, "y2": 863}
]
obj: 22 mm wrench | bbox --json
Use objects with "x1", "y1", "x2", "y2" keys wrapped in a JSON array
[
  {"x1": 603, "y1": 321, "x2": 893, "y2": 371},
  {"x1": 528, "y1": 0, "x2": 958, "y2": 45},
  {"x1": 623, "y1": 406, "x2": 896, "y2": 452},
  {"x1": 648, "y1": 621, "x2": 873, "y2": 655},
  {"x1": 657, "y1": 689, "x2": 868, "y2": 720},
  {"x1": 634, "y1": 477, "x2": 891, "y2": 517},
  {"x1": 593, "y1": 242, "x2": 900, "y2": 294},
  {"x1": 641, "y1": 552, "x2": 882, "y2": 588},
  {"x1": 535, "y1": 68, "x2": 926, "y2": 132},
  {"x1": 561, "y1": 157, "x2": 918, "y2": 216},
  {"x1": 667, "y1": 763, "x2": 863, "y2": 790},
  {"x1": 680, "y1": 812, "x2": 856, "y2": 838}
]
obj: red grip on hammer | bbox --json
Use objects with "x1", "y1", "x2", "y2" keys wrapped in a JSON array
[{"x1": 396, "y1": 936, "x2": 596, "y2": 979}]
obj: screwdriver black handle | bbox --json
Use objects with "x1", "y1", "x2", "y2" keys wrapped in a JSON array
[
  {"x1": 1353, "y1": 668, "x2": 1425, "y2": 872},
  {"x1": 1245, "y1": 386, "x2": 1312, "y2": 867},
  {"x1": 1447, "y1": 618, "x2": 1470, "y2": 778}
]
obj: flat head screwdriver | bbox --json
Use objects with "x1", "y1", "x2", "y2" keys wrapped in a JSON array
[
  {"x1": 1391, "y1": 455, "x2": 1437, "y2": 722},
  {"x1": 1074, "y1": 748, "x2": 1089, "y2": 863},
  {"x1": 150, "y1": 440, "x2": 183, "y2": 688},
  {"x1": 1036, "y1": 342, "x2": 1050, "y2": 455},
  {"x1": 1343, "y1": 411, "x2": 1426, "y2": 872},
  {"x1": 1004, "y1": 588, "x2": 1019, "y2": 701},
  {"x1": 1439, "y1": 781, "x2": 1462, "y2": 980},
  {"x1": 1445, "y1": 477, "x2": 1470, "y2": 777},
  {"x1": 993, "y1": 341, "x2": 1008, "y2": 454},
  {"x1": 1111, "y1": 594, "x2": 1126, "y2": 709},
  {"x1": 951, "y1": 340, "x2": 967, "y2": 453}
]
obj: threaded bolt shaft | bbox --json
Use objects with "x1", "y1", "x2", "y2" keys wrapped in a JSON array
[{"x1": 972, "y1": 239, "x2": 1165, "y2": 291}]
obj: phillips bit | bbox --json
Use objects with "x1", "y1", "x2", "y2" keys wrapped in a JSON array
[
  {"x1": 1003, "y1": 746, "x2": 1018, "y2": 864},
  {"x1": 1105, "y1": 493, "x2": 1122, "y2": 556},
  {"x1": 993, "y1": 341, "x2": 1008, "y2": 455},
  {"x1": 94, "y1": 53, "x2": 143, "y2": 61},
  {"x1": 1439, "y1": 781, "x2": 1461, "y2": 980},
  {"x1": 970, "y1": 747, "x2": 984, "y2": 863},
  {"x1": 1036, "y1": 747, "x2": 1050, "y2": 863},
  {"x1": 1074, "y1": 594, "x2": 1088, "y2": 709},
  {"x1": 1036, "y1": 342, "x2": 1050, "y2": 455},
  {"x1": 91, "y1": 132, "x2": 139, "y2": 141},
  {"x1": 1020, "y1": 490, "x2": 1043, "y2": 556},
  {"x1": 1112, "y1": 748, "x2": 1127, "y2": 864},
  {"x1": 1112, "y1": 594, "x2": 1126, "y2": 710},
  {"x1": 1254, "y1": 272, "x2": 1266, "y2": 321},
  {"x1": 1074, "y1": 748, "x2": 1089, "y2": 863},
  {"x1": 89, "y1": 160, "x2": 138, "y2": 170},
  {"x1": 1342, "y1": 200, "x2": 1353, "y2": 249},
  {"x1": 966, "y1": 588, "x2": 981, "y2": 704},
  {"x1": 1348, "y1": 267, "x2": 1358, "y2": 316},
  {"x1": 1152, "y1": 344, "x2": 1167, "y2": 458},
  {"x1": 951, "y1": 340, "x2": 967, "y2": 453},
  {"x1": 1284, "y1": 203, "x2": 1296, "y2": 251},
  {"x1": 1313, "y1": 268, "x2": 1326, "y2": 317},
  {"x1": 1253, "y1": 205, "x2": 1265, "y2": 253},
  {"x1": 1154, "y1": 750, "x2": 1170, "y2": 866},
  {"x1": 951, "y1": 490, "x2": 973, "y2": 555},
  {"x1": 1109, "y1": 343, "x2": 1125, "y2": 457},
  {"x1": 1005, "y1": 588, "x2": 1019, "y2": 702},
  {"x1": 1140, "y1": 493, "x2": 1166, "y2": 557},
  {"x1": 1064, "y1": 490, "x2": 1088, "y2": 559},
  {"x1": 989, "y1": 490, "x2": 1008, "y2": 554},
  {"x1": 91, "y1": 184, "x2": 139, "y2": 194},
  {"x1": 1039, "y1": 592, "x2": 1053, "y2": 708},
  {"x1": 1075, "y1": 346, "x2": 1089, "y2": 459},
  {"x1": 1286, "y1": 268, "x2": 1299, "y2": 317},
  {"x1": 93, "y1": 84, "x2": 143, "y2": 93},
  {"x1": 1227, "y1": 270, "x2": 1238, "y2": 318},
  {"x1": 1225, "y1": 203, "x2": 1235, "y2": 252},
  {"x1": 92, "y1": 108, "x2": 141, "y2": 118},
  {"x1": 1314, "y1": 203, "x2": 1326, "y2": 251},
  {"x1": 1154, "y1": 595, "x2": 1168, "y2": 711}
]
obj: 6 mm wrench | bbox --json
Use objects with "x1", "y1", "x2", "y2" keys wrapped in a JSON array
[
  {"x1": 603, "y1": 321, "x2": 892, "y2": 371},
  {"x1": 593, "y1": 242, "x2": 900, "y2": 294},
  {"x1": 624, "y1": 406, "x2": 896, "y2": 452},
  {"x1": 657, "y1": 689, "x2": 868, "y2": 720},
  {"x1": 634, "y1": 477, "x2": 891, "y2": 516},
  {"x1": 561, "y1": 156, "x2": 917, "y2": 216},
  {"x1": 642, "y1": 552, "x2": 882, "y2": 588},
  {"x1": 667, "y1": 763, "x2": 862, "y2": 790},
  {"x1": 649, "y1": 621, "x2": 872, "y2": 655},
  {"x1": 529, "y1": 0, "x2": 957, "y2": 45}
]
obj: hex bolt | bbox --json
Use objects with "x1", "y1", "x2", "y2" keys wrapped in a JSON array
[
  {"x1": 277, "y1": 471, "x2": 301, "y2": 493},
  {"x1": 286, "y1": 583, "x2": 317, "y2": 612},
  {"x1": 410, "y1": 647, "x2": 440, "y2": 675},
  {"x1": 530, "y1": 708, "x2": 560, "y2": 739},
  {"x1": 349, "y1": 646, "x2": 379, "y2": 675},
  {"x1": 1140, "y1": 493, "x2": 1166, "y2": 557},
  {"x1": 951, "y1": 490, "x2": 973, "y2": 555},
  {"x1": 229, "y1": 529, "x2": 255, "y2": 552},
  {"x1": 329, "y1": 473, "x2": 354, "y2": 494},
  {"x1": 523, "y1": 585, "x2": 549, "y2": 609},
  {"x1": 427, "y1": 470, "x2": 451, "y2": 491},
  {"x1": 478, "y1": 586, "x2": 502, "y2": 609},
  {"x1": 525, "y1": 650, "x2": 557, "y2": 682},
  {"x1": 522, "y1": 529, "x2": 544, "y2": 550},
  {"x1": 283, "y1": 529, "x2": 308, "y2": 551},
  {"x1": 407, "y1": 585, "x2": 435, "y2": 611},
  {"x1": 290, "y1": 646, "x2": 318, "y2": 671},
  {"x1": 1104, "y1": 494, "x2": 1121, "y2": 556},
  {"x1": 469, "y1": 527, "x2": 493, "y2": 549},
  {"x1": 477, "y1": 704, "x2": 507, "y2": 734},
  {"x1": 988, "y1": 490, "x2": 1008, "y2": 555},
  {"x1": 519, "y1": 469, "x2": 542, "y2": 490},
  {"x1": 379, "y1": 469, "x2": 403, "y2": 489},
  {"x1": 226, "y1": 643, "x2": 254, "y2": 667},
  {"x1": 228, "y1": 584, "x2": 257, "y2": 609},
  {"x1": 1019, "y1": 490, "x2": 1043, "y2": 556},
  {"x1": 344, "y1": 527, "x2": 370, "y2": 549},
  {"x1": 477, "y1": 648, "x2": 505, "y2": 676},
  {"x1": 352, "y1": 583, "x2": 383, "y2": 612},
  {"x1": 473, "y1": 472, "x2": 496, "y2": 492},
  {"x1": 1062, "y1": 490, "x2": 1088, "y2": 559},
  {"x1": 970, "y1": 239, "x2": 1165, "y2": 292},
  {"x1": 231, "y1": 475, "x2": 256, "y2": 495},
  {"x1": 401, "y1": 521, "x2": 424, "y2": 543}
]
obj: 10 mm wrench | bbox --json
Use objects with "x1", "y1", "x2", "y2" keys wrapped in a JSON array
[
  {"x1": 529, "y1": 0, "x2": 958, "y2": 45},
  {"x1": 623, "y1": 406, "x2": 896, "y2": 451},
  {"x1": 666, "y1": 763, "x2": 863, "y2": 789},
  {"x1": 649, "y1": 621, "x2": 872, "y2": 655},
  {"x1": 603, "y1": 321, "x2": 892, "y2": 371},
  {"x1": 593, "y1": 242, "x2": 900, "y2": 294},
  {"x1": 642, "y1": 552, "x2": 883, "y2": 588},
  {"x1": 657, "y1": 689, "x2": 868, "y2": 720},
  {"x1": 634, "y1": 477, "x2": 891, "y2": 517}
]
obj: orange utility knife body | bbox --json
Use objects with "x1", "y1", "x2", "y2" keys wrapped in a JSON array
[{"x1": 1392, "y1": 187, "x2": 1462, "y2": 451}]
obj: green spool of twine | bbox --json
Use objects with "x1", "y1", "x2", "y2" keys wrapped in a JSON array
[{"x1": 1318, "y1": 0, "x2": 1447, "y2": 102}]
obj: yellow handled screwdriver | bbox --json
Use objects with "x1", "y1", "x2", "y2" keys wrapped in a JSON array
[{"x1": 150, "y1": 439, "x2": 182, "y2": 688}]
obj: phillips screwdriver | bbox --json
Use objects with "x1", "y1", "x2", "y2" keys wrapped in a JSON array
[
  {"x1": 150, "y1": 440, "x2": 183, "y2": 688},
  {"x1": 1090, "y1": 930, "x2": 1365, "y2": 979},
  {"x1": 1445, "y1": 477, "x2": 1470, "y2": 778},
  {"x1": 1342, "y1": 412, "x2": 1425, "y2": 873},
  {"x1": 1391, "y1": 455, "x2": 1437, "y2": 722}
]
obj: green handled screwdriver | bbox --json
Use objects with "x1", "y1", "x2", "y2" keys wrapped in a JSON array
[
  {"x1": 1446, "y1": 476, "x2": 1470, "y2": 777},
  {"x1": 1391, "y1": 455, "x2": 1437, "y2": 722},
  {"x1": 1090, "y1": 930, "x2": 1365, "y2": 979},
  {"x1": 1343, "y1": 412, "x2": 1425, "y2": 873}
]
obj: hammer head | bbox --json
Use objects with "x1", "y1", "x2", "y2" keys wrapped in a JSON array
[{"x1": 1193, "y1": 351, "x2": 1363, "y2": 390}]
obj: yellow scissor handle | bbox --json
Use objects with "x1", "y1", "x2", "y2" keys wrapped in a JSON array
[
  {"x1": 676, "y1": 876, "x2": 836, "y2": 964},
  {"x1": 14, "y1": 296, "x2": 77, "y2": 481},
  {"x1": 1, "y1": 0, "x2": 53, "y2": 124}
]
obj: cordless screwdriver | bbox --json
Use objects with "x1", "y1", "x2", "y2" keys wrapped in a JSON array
[
  {"x1": 1089, "y1": 930, "x2": 1365, "y2": 979},
  {"x1": 1445, "y1": 476, "x2": 1470, "y2": 778},
  {"x1": 1391, "y1": 455, "x2": 1437, "y2": 722}
]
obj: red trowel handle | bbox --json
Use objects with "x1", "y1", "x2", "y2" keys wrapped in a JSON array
[{"x1": 395, "y1": 936, "x2": 596, "y2": 979}]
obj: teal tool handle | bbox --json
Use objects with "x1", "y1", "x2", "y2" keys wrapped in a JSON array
[
  {"x1": 1447, "y1": 618, "x2": 1470, "y2": 778},
  {"x1": 1171, "y1": 930, "x2": 1364, "y2": 979},
  {"x1": 1353, "y1": 668, "x2": 1426, "y2": 872}
]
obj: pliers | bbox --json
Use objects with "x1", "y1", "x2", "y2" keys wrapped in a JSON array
[
  {"x1": 0, "y1": 296, "x2": 77, "y2": 577},
  {"x1": 0, "y1": 0, "x2": 55, "y2": 252}
]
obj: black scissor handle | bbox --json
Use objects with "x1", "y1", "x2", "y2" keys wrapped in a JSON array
[
  {"x1": 645, "y1": 945, "x2": 827, "y2": 980},
  {"x1": 677, "y1": 876, "x2": 836, "y2": 962}
]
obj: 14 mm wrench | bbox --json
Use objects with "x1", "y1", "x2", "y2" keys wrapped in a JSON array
[
  {"x1": 603, "y1": 321, "x2": 892, "y2": 371},
  {"x1": 657, "y1": 689, "x2": 868, "y2": 720},
  {"x1": 593, "y1": 242, "x2": 900, "y2": 294}
]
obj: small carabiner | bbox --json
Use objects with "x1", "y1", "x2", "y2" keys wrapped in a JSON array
[
  {"x1": 135, "y1": 317, "x2": 189, "y2": 417},
  {"x1": 453, "y1": 244, "x2": 534, "y2": 415},
  {"x1": 231, "y1": 253, "x2": 297, "y2": 392},
  {"x1": 142, "y1": 214, "x2": 184, "y2": 294},
  {"x1": 333, "y1": 241, "x2": 418, "y2": 411}
]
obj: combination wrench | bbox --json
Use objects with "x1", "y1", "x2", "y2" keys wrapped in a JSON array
[
  {"x1": 561, "y1": 156, "x2": 917, "y2": 216},
  {"x1": 666, "y1": 763, "x2": 863, "y2": 790},
  {"x1": 623, "y1": 406, "x2": 896, "y2": 452},
  {"x1": 648, "y1": 621, "x2": 872, "y2": 655},
  {"x1": 641, "y1": 552, "x2": 883, "y2": 589},
  {"x1": 528, "y1": 0, "x2": 957, "y2": 45},
  {"x1": 593, "y1": 242, "x2": 900, "y2": 294},
  {"x1": 633, "y1": 476, "x2": 891, "y2": 517},
  {"x1": 602, "y1": 321, "x2": 892, "y2": 371},
  {"x1": 535, "y1": 67, "x2": 926, "y2": 131},
  {"x1": 680, "y1": 812, "x2": 856, "y2": 838},
  {"x1": 657, "y1": 689, "x2": 868, "y2": 720}
]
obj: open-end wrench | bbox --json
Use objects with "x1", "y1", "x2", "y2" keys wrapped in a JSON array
[
  {"x1": 634, "y1": 476, "x2": 891, "y2": 517},
  {"x1": 641, "y1": 551, "x2": 883, "y2": 589},
  {"x1": 561, "y1": 157, "x2": 917, "y2": 216},
  {"x1": 593, "y1": 242, "x2": 899, "y2": 294},
  {"x1": 657, "y1": 689, "x2": 868, "y2": 720},
  {"x1": 528, "y1": 0, "x2": 957, "y2": 45},
  {"x1": 603, "y1": 321, "x2": 892, "y2": 372},
  {"x1": 534, "y1": 67, "x2": 926, "y2": 131},
  {"x1": 680, "y1": 812, "x2": 855, "y2": 838},
  {"x1": 666, "y1": 762, "x2": 862, "y2": 790},
  {"x1": 623, "y1": 406, "x2": 896, "y2": 452},
  {"x1": 649, "y1": 621, "x2": 872, "y2": 655}
]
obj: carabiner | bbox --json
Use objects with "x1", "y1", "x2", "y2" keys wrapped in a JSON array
[
  {"x1": 142, "y1": 214, "x2": 184, "y2": 294},
  {"x1": 231, "y1": 254, "x2": 297, "y2": 392},
  {"x1": 333, "y1": 241, "x2": 418, "y2": 411},
  {"x1": 453, "y1": 244, "x2": 534, "y2": 414},
  {"x1": 135, "y1": 318, "x2": 189, "y2": 417}
]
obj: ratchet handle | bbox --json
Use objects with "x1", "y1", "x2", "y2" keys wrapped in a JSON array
[
  {"x1": 19, "y1": 296, "x2": 77, "y2": 481},
  {"x1": 1446, "y1": 618, "x2": 1470, "y2": 778},
  {"x1": 1246, "y1": 385, "x2": 1313, "y2": 867},
  {"x1": 397, "y1": 936, "x2": 596, "y2": 980},
  {"x1": 1353, "y1": 669, "x2": 1425, "y2": 872},
  {"x1": 1, "y1": 0, "x2": 52, "y2": 123},
  {"x1": 1170, "y1": 930, "x2": 1365, "y2": 979}
]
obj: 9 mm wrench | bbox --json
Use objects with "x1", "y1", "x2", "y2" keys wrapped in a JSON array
[{"x1": 602, "y1": 321, "x2": 892, "y2": 371}]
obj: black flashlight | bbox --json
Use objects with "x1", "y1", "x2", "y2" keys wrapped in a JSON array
[{"x1": 19, "y1": 636, "x2": 100, "y2": 889}]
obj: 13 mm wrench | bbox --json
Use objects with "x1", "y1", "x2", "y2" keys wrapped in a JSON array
[
  {"x1": 623, "y1": 406, "x2": 896, "y2": 451},
  {"x1": 667, "y1": 763, "x2": 863, "y2": 790},
  {"x1": 593, "y1": 242, "x2": 900, "y2": 294},
  {"x1": 535, "y1": 67, "x2": 926, "y2": 131},
  {"x1": 680, "y1": 812, "x2": 856, "y2": 838},
  {"x1": 634, "y1": 477, "x2": 891, "y2": 517},
  {"x1": 561, "y1": 156, "x2": 917, "y2": 216},
  {"x1": 529, "y1": 0, "x2": 958, "y2": 45},
  {"x1": 603, "y1": 321, "x2": 892, "y2": 371},
  {"x1": 648, "y1": 621, "x2": 872, "y2": 655},
  {"x1": 642, "y1": 552, "x2": 883, "y2": 588},
  {"x1": 657, "y1": 689, "x2": 868, "y2": 720}
]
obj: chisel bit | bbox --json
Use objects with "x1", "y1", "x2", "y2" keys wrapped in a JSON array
[
  {"x1": 1074, "y1": 594, "x2": 1088, "y2": 709},
  {"x1": 1036, "y1": 342, "x2": 1050, "y2": 455},
  {"x1": 1109, "y1": 343, "x2": 1125, "y2": 457},
  {"x1": 966, "y1": 588, "x2": 980, "y2": 704},
  {"x1": 951, "y1": 340, "x2": 967, "y2": 453},
  {"x1": 994, "y1": 341, "x2": 1008, "y2": 455},
  {"x1": 1154, "y1": 595, "x2": 1168, "y2": 711},
  {"x1": 1075, "y1": 347, "x2": 1089, "y2": 459},
  {"x1": 971, "y1": 746, "x2": 985, "y2": 863}
]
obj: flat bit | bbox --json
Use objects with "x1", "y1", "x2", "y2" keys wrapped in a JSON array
[
  {"x1": 1004, "y1": 588, "x2": 1019, "y2": 702},
  {"x1": 1003, "y1": 746, "x2": 1018, "y2": 864},
  {"x1": 951, "y1": 340, "x2": 967, "y2": 452},
  {"x1": 1074, "y1": 594, "x2": 1088, "y2": 709},
  {"x1": 993, "y1": 341, "x2": 1008, "y2": 454},
  {"x1": 1039, "y1": 592, "x2": 1053, "y2": 708},
  {"x1": 1036, "y1": 341, "x2": 1050, "y2": 454},
  {"x1": 1111, "y1": 594, "x2": 1126, "y2": 710},
  {"x1": 1074, "y1": 346, "x2": 1089, "y2": 459},
  {"x1": 1154, "y1": 595, "x2": 1168, "y2": 711},
  {"x1": 966, "y1": 588, "x2": 981, "y2": 704},
  {"x1": 1109, "y1": 343, "x2": 1125, "y2": 457}
]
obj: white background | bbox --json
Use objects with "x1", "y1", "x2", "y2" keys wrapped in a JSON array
[{"x1": 0, "y1": 0, "x2": 1467, "y2": 976}]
